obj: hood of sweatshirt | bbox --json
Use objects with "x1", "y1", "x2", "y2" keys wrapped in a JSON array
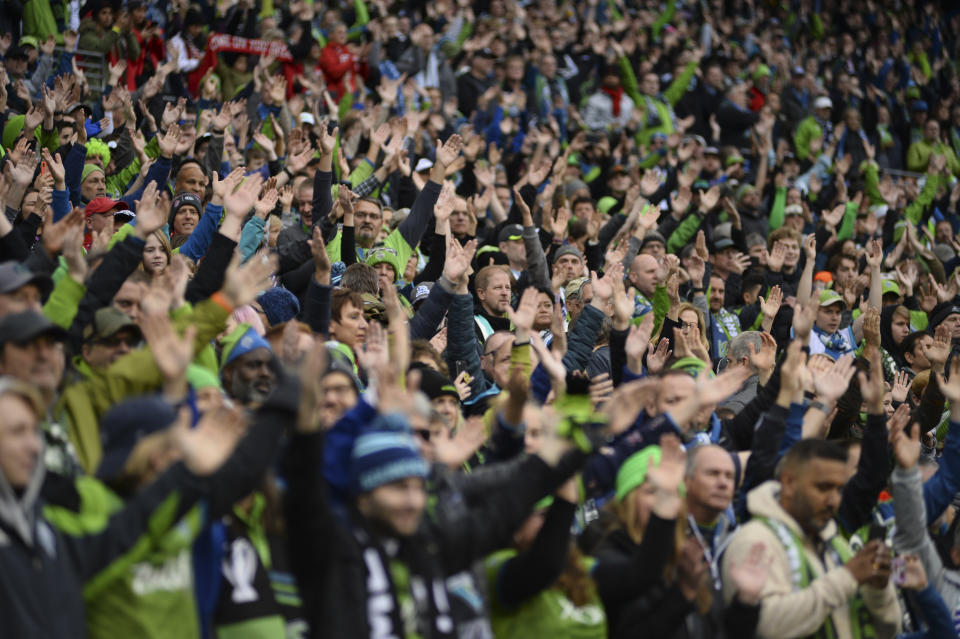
[
  {"x1": 746, "y1": 480, "x2": 839, "y2": 544},
  {"x1": 0, "y1": 437, "x2": 46, "y2": 547}
]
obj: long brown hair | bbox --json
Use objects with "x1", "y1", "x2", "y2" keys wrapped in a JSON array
[{"x1": 554, "y1": 545, "x2": 598, "y2": 608}]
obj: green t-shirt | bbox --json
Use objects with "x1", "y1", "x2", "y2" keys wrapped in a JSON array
[
  {"x1": 45, "y1": 476, "x2": 206, "y2": 639},
  {"x1": 485, "y1": 549, "x2": 607, "y2": 639}
]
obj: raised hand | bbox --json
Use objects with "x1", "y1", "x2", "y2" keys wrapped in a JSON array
[
  {"x1": 891, "y1": 369, "x2": 911, "y2": 404},
  {"x1": 157, "y1": 123, "x2": 182, "y2": 158},
  {"x1": 812, "y1": 354, "x2": 856, "y2": 403},
  {"x1": 937, "y1": 355, "x2": 960, "y2": 403},
  {"x1": 888, "y1": 403, "x2": 920, "y2": 469},
  {"x1": 698, "y1": 185, "x2": 721, "y2": 211},
  {"x1": 435, "y1": 133, "x2": 464, "y2": 168},
  {"x1": 625, "y1": 313, "x2": 654, "y2": 366},
  {"x1": 443, "y1": 236, "x2": 477, "y2": 284},
  {"x1": 172, "y1": 404, "x2": 246, "y2": 476},
  {"x1": 506, "y1": 286, "x2": 538, "y2": 335},
  {"x1": 728, "y1": 542, "x2": 770, "y2": 606},
  {"x1": 923, "y1": 324, "x2": 952, "y2": 372},
  {"x1": 822, "y1": 203, "x2": 846, "y2": 229},
  {"x1": 139, "y1": 306, "x2": 197, "y2": 383},
  {"x1": 646, "y1": 433, "x2": 687, "y2": 495},
  {"x1": 134, "y1": 181, "x2": 168, "y2": 238},
  {"x1": 433, "y1": 416, "x2": 487, "y2": 468},
  {"x1": 220, "y1": 251, "x2": 278, "y2": 308},
  {"x1": 41, "y1": 149, "x2": 65, "y2": 189},
  {"x1": 317, "y1": 118, "x2": 339, "y2": 155},
  {"x1": 223, "y1": 173, "x2": 264, "y2": 219},
  {"x1": 858, "y1": 348, "x2": 885, "y2": 413},
  {"x1": 254, "y1": 186, "x2": 279, "y2": 219},
  {"x1": 41, "y1": 207, "x2": 83, "y2": 256},
  {"x1": 434, "y1": 180, "x2": 457, "y2": 229},
  {"x1": 759, "y1": 284, "x2": 783, "y2": 320},
  {"x1": 61, "y1": 221, "x2": 87, "y2": 283},
  {"x1": 646, "y1": 337, "x2": 672, "y2": 374},
  {"x1": 767, "y1": 240, "x2": 786, "y2": 272}
]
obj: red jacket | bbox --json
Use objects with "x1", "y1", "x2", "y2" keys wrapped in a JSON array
[{"x1": 319, "y1": 42, "x2": 361, "y2": 100}]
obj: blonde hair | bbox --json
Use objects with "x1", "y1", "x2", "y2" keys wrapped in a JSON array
[{"x1": 664, "y1": 302, "x2": 710, "y2": 353}]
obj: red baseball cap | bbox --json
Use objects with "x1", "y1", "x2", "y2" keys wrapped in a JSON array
[{"x1": 85, "y1": 197, "x2": 129, "y2": 217}]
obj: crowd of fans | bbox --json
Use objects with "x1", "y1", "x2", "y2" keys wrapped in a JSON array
[{"x1": 3, "y1": 0, "x2": 960, "y2": 638}]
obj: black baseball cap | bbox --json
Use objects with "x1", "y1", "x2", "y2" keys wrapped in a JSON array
[
  {"x1": 0, "y1": 261, "x2": 53, "y2": 297},
  {"x1": 498, "y1": 224, "x2": 523, "y2": 243},
  {"x1": 0, "y1": 311, "x2": 68, "y2": 347}
]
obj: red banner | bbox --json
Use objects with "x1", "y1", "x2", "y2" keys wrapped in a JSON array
[{"x1": 205, "y1": 33, "x2": 293, "y2": 62}]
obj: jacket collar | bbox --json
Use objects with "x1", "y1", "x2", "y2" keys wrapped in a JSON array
[
  {"x1": 747, "y1": 480, "x2": 838, "y2": 544},
  {"x1": 0, "y1": 443, "x2": 46, "y2": 547}
]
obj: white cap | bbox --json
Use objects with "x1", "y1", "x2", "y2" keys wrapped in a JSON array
[
  {"x1": 299, "y1": 112, "x2": 316, "y2": 125},
  {"x1": 813, "y1": 96, "x2": 833, "y2": 110},
  {"x1": 414, "y1": 158, "x2": 434, "y2": 172}
]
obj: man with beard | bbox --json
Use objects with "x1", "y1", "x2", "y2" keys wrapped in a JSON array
[
  {"x1": 219, "y1": 326, "x2": 276, "y2": 409},
  {"x1": 474, "y1": 265, "x2": 512, "y2": 344},
  {"x1": 722, "y1": 439, "x2": 901, "y2": 639},
  {"x1": 322, "y1": 136, "x2": 463, "y2": 282}
]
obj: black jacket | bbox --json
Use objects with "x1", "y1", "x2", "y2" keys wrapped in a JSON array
[{"x1": 284, "y1": 428, "x2": 578, "y2": 638}]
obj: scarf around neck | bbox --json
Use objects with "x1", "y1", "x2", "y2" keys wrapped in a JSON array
[{"x1": 601, "y1": 86, "x2": 625, "y2": 117}]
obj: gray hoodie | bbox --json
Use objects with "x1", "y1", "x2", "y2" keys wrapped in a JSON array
[{"x1": 891, "y1": 465, "x2": 960, "y2": 617}]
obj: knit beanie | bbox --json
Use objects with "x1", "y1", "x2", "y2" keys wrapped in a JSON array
[
  {"x1": 169, "y1": 191, "x2": 203, "y2": 228},
  {"x1": 255, "y1": 287, "x2": 300, "y2": 326},
  {"x1": 81, "y1": 163, "x2": 105, "y2": 185},
  {"x1": 615, "y1": 445, "x2": 662, "y2": 502},
  {"x1": 350, "y1": 429, "x2": 429, "y2": 495},
  {"x1": 670, "y1": 357, "x2": 711, "y2": 378},
  {"x1": 186, "y1": 364, "x2": 222, "y2": 391},
  {"x1": 220, "y1": 324, "x2": 272, "y2": 369}
]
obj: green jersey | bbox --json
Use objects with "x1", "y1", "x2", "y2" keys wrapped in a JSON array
[{"x1": 485, "y1": 549, "x2": 607, "y2": 639}]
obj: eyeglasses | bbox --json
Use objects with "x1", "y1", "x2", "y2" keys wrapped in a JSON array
[
  {"x1": 413, "y1": 428, "x2": 432, "y2": 441},
  {"x1": 97, "y1": 334, "x2": 141, "y2": 348},
  {"x1": 680, "y1": 321, "x2": 698, "y2": 331}
]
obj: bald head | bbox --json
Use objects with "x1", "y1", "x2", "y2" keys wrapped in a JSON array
[{"x1": 630, "y1": 254, "x2": 659, "y2": 297}]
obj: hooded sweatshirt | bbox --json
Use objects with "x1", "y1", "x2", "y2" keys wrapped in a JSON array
[{"x1": 721, "y1": 481, "x2": 901, "y2": 639}]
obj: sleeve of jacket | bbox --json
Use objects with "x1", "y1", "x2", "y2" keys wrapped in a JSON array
[
  {"x1": 119, "y1": 156, "x2": 172, "y2": 209},
  {"x1": 203, "y1": 133, "x2": 225, "y2": 176},
  {"x1": 302, "y1": 277, "x2": 332, "y2": 336},
  {"x1": 434, "y1": 450, "x2": 585, "y2": 575},
  {"x1": 892, "y1": 466, "x2": 946, "y2": 596},
  {"x1": 410, "y1": 278, "x2": 454, "y2": 341},
  {"x1": 593, "y1": 513, "x2": 678, "y2": 609},
  {"x1": 238, "y1": 216, "x2": 266, "y2": 261},
  {"x1": 177, "y1": 203, "x2": 223, "y2": 263},
  {"x1": 67, "y1": 235, "x2": 146, "y2": 353},
  {"x1": 445, "y1": 292, "x2": 492, "y2": 400},
  {"x1": 666, "y1": 211, "x2": 702, "y2": 254},
  {"x1": 923, "y1": 417, "x2": 960, "y2": 526},
  {"x1": 185, "y1": 232, "x2": 238, "y2": 304},
  {"x1": 65, "y1": 142, "x2": 87, "y2": 207},
  {"x1": 284, "y1": 427, "x2": 342, "y2": 614},
  {"x1": 490, "y1": 499, "x2": 576, "y2": 608},
  {"x1": 43, "y1": 273, "x2": 86, "y2": 330},
  {"x1": 311, "y1": 169, "x2": 334, "y2": 232},
  {"x1": 837, "y1": 413, "x2": 889, "y2": 534},
  {"x1": 398, "y1": 180, "x2": 442, "y2": 252},
  {"x1": 522, "y1": 225, "x2": 551, "y2": 290},
  {"x1": 65, "y1": 372, "x2": 293, "y2": 588},
  {"x1": 562, "y1": 304, "x2": 605, "y2": 372}
]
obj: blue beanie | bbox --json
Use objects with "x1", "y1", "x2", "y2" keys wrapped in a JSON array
[
  {"x1": 221, "y1": 326, "x2": 272, "y2": 369},
  {"x1": 97, "y1": 396, "x2": 178, "y2": 479},
  {"x1": 350, "y1": 427, "x2": 428, "y2": 495},
  {"x1": 256, "y1": 287, "x2": 300, "y2": 326}
]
